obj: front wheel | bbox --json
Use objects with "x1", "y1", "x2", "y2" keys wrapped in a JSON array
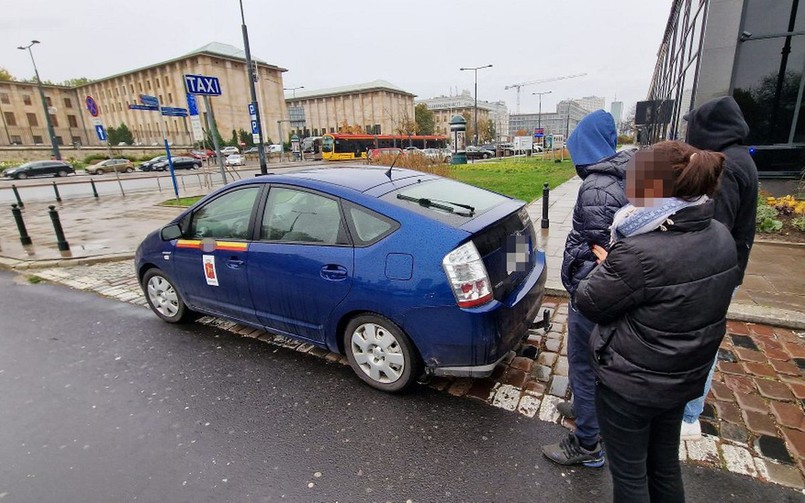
[
  {"x1": 125, "y1": 167, "x2": 134, "y2": 173},
  {"x1": 16, "y1": 172, "x2": 27, "y2": 179},
  {"x1": 482, "y1": 153, "x2": 490, "y2": 159},
  {"x1": 57, "y1": 170, "x2": 68, "y2": 177},
  {"x1": 96, "y1": 168, "x2": 105, "y2": 175},
  {"x1": 142, "y1": 268, "x2": 195, "y2": 323},
  {"x1": 344, "y1": 314, "x2": 420, "y2": 393}
]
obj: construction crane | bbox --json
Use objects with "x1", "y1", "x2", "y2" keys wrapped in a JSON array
[{"x1": 505, "y1": 73, "x2": 588, "y2": 114}]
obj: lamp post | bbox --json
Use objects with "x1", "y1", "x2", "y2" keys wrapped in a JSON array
[
  {"x1": 459, "y1": 64, "x2": 492, "y2": 146},
  {"x1": 17, "y1": 40, "x2": 60, "y2": 160},
  {"x1": 532, "y1": 90, "x2": 552, "y2": 132},
  {"x1": 238, "y1": 0, "x2": 267, "y2": 175}
]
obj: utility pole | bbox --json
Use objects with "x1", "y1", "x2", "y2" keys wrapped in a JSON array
[
  {"x1": 532, "y1": 90, "x2": 552, "y2": 148},
  {"x1": 239, "y1": 0, "x2": 267, "y2": 175},
  {"x1": 18, "y1": 40, "x2": 60, "y2": 160}
]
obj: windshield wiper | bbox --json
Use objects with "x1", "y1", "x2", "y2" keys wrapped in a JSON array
[{"x1": 396, "y1": 194, "x2": 475, "y2": 217}]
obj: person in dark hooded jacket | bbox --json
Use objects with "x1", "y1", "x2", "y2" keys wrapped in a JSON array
[
  {"x1": 576, "y1": 140, "x2": 740, "y2": 502},
  {"x1": 542, "y1": 110, "x2": 634, "y2": 467},
  {"x1": 680, "y1": 96, "x2": 759, "y2": 440}
]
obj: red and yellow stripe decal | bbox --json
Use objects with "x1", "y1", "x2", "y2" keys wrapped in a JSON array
[{"x1": 176, "y1": 239, "x2": 249, "y2": 252}]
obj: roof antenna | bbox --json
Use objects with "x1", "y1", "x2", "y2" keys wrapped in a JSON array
[{"x1": 385, "y1": 151, "x2": 402, "y2": 180}]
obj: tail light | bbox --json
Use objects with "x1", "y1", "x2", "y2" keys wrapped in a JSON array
[{"x1": 442, "y1": 241, "x2": 493, "y2": 308}]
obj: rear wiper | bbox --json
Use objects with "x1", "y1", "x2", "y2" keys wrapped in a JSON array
[{"x1": 396, "y1": 193, "x2": 475, "y2": 216}]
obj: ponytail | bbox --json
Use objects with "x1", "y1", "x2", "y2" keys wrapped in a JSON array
[{"x1": 650, "y1": 141, "x2": 725, "y2": 200}]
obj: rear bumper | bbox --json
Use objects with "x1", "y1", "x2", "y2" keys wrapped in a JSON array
[{"x1": 433, "y1": 352, "x2": 508, "y2": 378}]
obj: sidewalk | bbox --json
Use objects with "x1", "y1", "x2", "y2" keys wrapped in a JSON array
[{"x1": 2, "y1": 176, "x2": 805, "y2": 489}]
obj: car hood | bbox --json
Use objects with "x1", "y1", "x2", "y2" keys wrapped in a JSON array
[{"x1": 4, "y1": 168, "x2": 20, "y2": 174}]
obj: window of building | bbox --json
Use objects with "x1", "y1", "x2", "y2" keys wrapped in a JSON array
[
  {"x1": 68, "y1": 115, "x2": 78, "y2": 127},
  {"x1": 114, "y1": 88, "x2": 119, "y2": 97},
  {"x1": 164, "y1": 76, "x2": 169, "y2": 87},
  {"x1": 159, "y1": 94, "x2": 163, "y2": 103},
  {"x1": 26, "y1": 113, "x2": 38, "y2": 126},
  {"x1": 64, "y1": 97, "x2": 73, "y2": 108},
  {"x1": 156, "y1": 78, "x2": 160, "y2": 88},
  {"x1": 45, "y1": 96, "x2": 52, "y2": 106},
  {"x1": 374, "y1": 124, "x2": 381, "y2": 134},
  {"x1": 168, "y1": 92, "x2": 172, "y2": 102},
  {"x1": 313, "y1": 128, "x2": 318, "y2": 136},
  {"x1": 4, "y1": 111, "x2": 16, "y2": 126},
  {"x1": 330, "y1": 127, "x2": 335, "y2": 133},
  {"x1": 130, "y1": 84, "x2": 135, "y2": 93},
  {"x1": 50, "y1": 114, "x2": 59, "y2": 127},
  {"x1": 71, "y1": 136, "x2": 82, "y2": 146},
  {"x1": 0, "y1": 93, "x2": 9, "y2": 104},
  {"x1": 117, "y1": 103, "x2": 122, "y2": 111},
  {"x1": 22, "y1": 94, "x2": 31, "y2": 106},
  {"x1": 33, "y1": 135, "x2": 43, "y2": 144},
  {"x1": 10, "y1": 135, "x2": 22, "y2": 144},
  {"x1": 146, "y1": 80, "x2": 151, "y2": 90},
  {"x1": 55, "y1": 136, "x2": 63, "y2": 145}
]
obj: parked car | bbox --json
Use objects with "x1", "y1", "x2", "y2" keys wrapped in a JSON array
[
  {"x1": 139, "y1": 156, "x2": 168, "y2": 171},
  {"x1": 142, "y1": 156, "x2": 201, "y2": 172},
  {"x1": 3, "y1": 160, "x2": 75, "y2": 179},
  {"x1": 135, "y1": 166, "x2": 546, "y2": 392},
  {"x1": 367, "y1": 147, "x2": 403, "y2": 163},
  {"x1": 86, "y1": 158, "x2": 135, "y2": 175},
  {"x1": 267, "y1": 144, "x2": 283, "y2": 154},
  {"x1": 466, "y1": 146, "x2": 495, "y2": 159},
  {"x1": 220, "y1": 146, "x2": 239, "y2": 156},
  {"x1": 421, "y1": 148, "x2": 451, "y2": 163},
  {"x1": 225, "y1": 154, "x2": 245, "y2": 166},
  {"x1": 188, "y1": 149, "x2": 214, "y2": 160},
  {"x1": 243, "y1": 147, "x2": 259, "y2": 155}
]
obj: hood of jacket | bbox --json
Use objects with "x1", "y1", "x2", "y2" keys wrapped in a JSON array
[
  {"x1": 575, "y1": 148, "x2": 633, "y2": 180},
  {"x1": 684, "y1": 96, "x2": 749, "y2": 151},
  {"x1": 567, "y1": 109, "x2": 617, "y2": 167}
]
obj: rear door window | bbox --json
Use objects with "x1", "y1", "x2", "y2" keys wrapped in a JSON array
[{"x1": 344, "y1": 202, "x2": 399, "y2": 246}]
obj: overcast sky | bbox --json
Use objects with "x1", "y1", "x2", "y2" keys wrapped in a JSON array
[{"x1": 1, "y1": 0, "x2": 672, "y2": 116}]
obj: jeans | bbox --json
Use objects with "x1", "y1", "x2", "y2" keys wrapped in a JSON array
[
  {"x1": 683, "y1": 357, "x2": 717, "y2": 423},
  {"x1": 596, "y1": 384, "x2": 686, "y2": 503},
  {"x1": 567, "y1": 302, "x2": 599, "y2": 446}
]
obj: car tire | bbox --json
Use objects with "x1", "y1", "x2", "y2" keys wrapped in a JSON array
[
  {"x1": 482, "y1": 153, "x2": 490, "y2": 159},
  {"x1": 16, "y1": 173, "x2": 27, "y2": 180},
  {"x1": 57, "y1": 170, "x2": 68, "y2": 177},
  {"x1": 343, "y1": 314, "x2": 421, "y2": 393},
  {"x1": 125, "y1": 167, "x2": 134, "y2": 173},
  {"x1": 96, "y1": 168, "x2": 105, "y2": 175},
  {"x1": 142, "y1": 268, "x2": 196, "y2": 323}
]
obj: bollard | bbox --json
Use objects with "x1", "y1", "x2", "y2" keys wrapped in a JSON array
[
  {"x1": 90, "y1": 178, "x2": 99, "y2": 198},
  {"x1": 156, "y1": 176, "x2": 162, "y2": 192},
  {"x1": 48, "y1": 205, "x2": 70, "y2": 252},
  {"x1": 11, "y1": 184, "x2": 24, "y2": 208},
  {"x1": 52, "y1": 181, "x2": 62, "y2": 203},
  {"x1": 541, "y1": 182, "x2": 550, "y2": 229},
  {"x1": 11, "y1": 204, "x2": 32, "y2": 246}
]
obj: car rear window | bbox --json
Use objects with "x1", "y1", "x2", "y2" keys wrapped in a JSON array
[{"x1": 386, "y1": 178, "x2": 509, "y2": 222}]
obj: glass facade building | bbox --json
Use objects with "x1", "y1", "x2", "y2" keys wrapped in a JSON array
[{"x1": 645, "y1": 0, "x2": 805, "y2": 176}]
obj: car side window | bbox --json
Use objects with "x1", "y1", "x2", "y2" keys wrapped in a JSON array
[
  {"x1": 345, "y1": 202, "x2": 399, "y2": 246},
  {"x1": 260, "y1": 187, "x2": 347, "y2": 245},
  {"x1": 189, "y1": 187, "x2": 260, "y2": 240}
]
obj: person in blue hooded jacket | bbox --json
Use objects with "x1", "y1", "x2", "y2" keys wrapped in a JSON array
[{"x1": 542, "y1": 110, "x2": 635, "y2": 467}]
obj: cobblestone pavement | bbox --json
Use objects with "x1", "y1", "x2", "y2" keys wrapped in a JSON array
[{"x1": 25, "y1": 260, "x2": 805, "y2": 492}]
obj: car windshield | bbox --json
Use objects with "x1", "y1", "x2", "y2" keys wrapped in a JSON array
[{"x1": 388, "y1": 178, "x2": 509, "y2": 219}]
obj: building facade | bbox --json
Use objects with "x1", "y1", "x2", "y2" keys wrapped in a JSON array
[
  {"x1": 284, "y1": 80, "x2": 415, "y2": 138},
  {"x1": 645, "y1": 0, "x2": 805, "y2": 176},
  {"x1": 610, "y1": 100, "x2": 624, "y2": 125},
  {"x1": 0, "y1": 42, "x2": 288, "y2": 148},
  {"x1": 416, "y1": 91, "x2": 509, "y2": 142},
  {"x1": 575, "y1": 95, "x2": 606, "y2": 113},
  {"x1": 509, "y1": 100, "x2": 590, "y2": 139}
]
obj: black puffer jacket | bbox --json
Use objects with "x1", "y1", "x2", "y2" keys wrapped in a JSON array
[
  {"x1": 575, "y1": 202, "x2": 740, "y2": 408},
  {"x1": 561, "y1": 150, "x2": 633, "y2": 297},
  {"x1": 685, "y1": 96, "x2": 758, "y2": 283}
]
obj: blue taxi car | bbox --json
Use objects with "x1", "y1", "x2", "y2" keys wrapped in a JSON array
[{"x1": 135, "y1": 166, "x2": 546, "y2": 392}]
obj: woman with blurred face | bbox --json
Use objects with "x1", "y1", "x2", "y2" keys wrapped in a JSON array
[{"x1": 575, "y1": 141, "x2": 740, "y2": 502}]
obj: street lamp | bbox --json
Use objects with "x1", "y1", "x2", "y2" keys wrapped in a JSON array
[
  {"x1": 459, "y1": 64, "x2": 492, "y2": 146},
  {"x1": 532, "y1": 91, "x2": 552, "y2": 132},
  {"x1": 17, "y1": 40, "x2": 60, "y2": 159}
]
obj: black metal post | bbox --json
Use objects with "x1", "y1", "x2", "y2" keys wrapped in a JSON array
[
  {"x1": 541, "y1": 182, "x2": 550, "y2": 229},
  {"x1": 90, "y1": 178, "x2": 99, "y2": 198},
  {"x1": 11, "y1": 184, "x2": 24, "y2": 208},
  {"x1": 48, "y1": 205, "x2": 70, "y2": 252},
  {"x1": 11, "y1": 204, "x2": 32, "y2": 246},
  {"x1": 52, "y1": 181, "x2": 62, "y2": 202}
]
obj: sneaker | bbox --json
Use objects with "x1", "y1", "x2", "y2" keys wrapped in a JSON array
[
  {"x1": 542, "y1": 434, "x2": 605, "y2": 467},
  {"x1": 680, "y1": 419, "x2": 702, "y2": 441},
  {"x1": 556, "y1": 400, "x2": 576, "y2": 419}
]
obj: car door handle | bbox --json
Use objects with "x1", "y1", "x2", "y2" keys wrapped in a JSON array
[
  {"x1": 226, "y1": 257, "x2": 245, "y2": 269},
  {"x1": 320, "y1": 264, "x2": 348, "y2": 281}
]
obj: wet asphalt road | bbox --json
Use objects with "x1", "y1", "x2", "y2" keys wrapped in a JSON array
[{"x1": 0, "y1": 271, "x2": 802, "y2": 502}]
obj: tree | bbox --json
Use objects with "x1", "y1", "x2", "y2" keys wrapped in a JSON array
[
  {"x1": 477, "y1": 118, "x2": 496, "y2": 143},
  {"x1": 415, "y1": 104, "x2": 435, "y2": 135},
  {"x1": 238, "y1": 128, "x2": 253, "y2": 147},
  {"x1": 229, "y1": 129, "x2": 239, "y2": 147},
  {"x1": 461, "y1": 111, "x2": 474, "y2": 144},
  {"x1": 0, "y1": 67, "x2": 14, "y2": 81},
  {"x1": 62, "y1": 77, "x2": 92, "y2": 87},
  {"x1": 107, "y1": 122, "x2": 134, "y2": 145}
]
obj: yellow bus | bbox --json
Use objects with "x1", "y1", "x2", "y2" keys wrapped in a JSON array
[{"x1": 321, "y1": 134, "x2": 448, "y2": 161}]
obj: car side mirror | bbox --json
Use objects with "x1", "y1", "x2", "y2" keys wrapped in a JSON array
[{"x1": 161, "y1": 223, "x2": 183, "y2": 241}]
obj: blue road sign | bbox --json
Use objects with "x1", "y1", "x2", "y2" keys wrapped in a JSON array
[
  {"x1": 186, "y1": 94, "x2": 199, "y2": 116},
  {"x1": 140, "y1": 94, "x2": 159, "y2": 107},
  {"x1": 184, "y1": 74, "x2": 222, "y2": 96},
  {"x1": 248, "y1": 103, "x2": 256, "y2": 116},
  {"x1": 85, "y1": 96, "x2": 99, "y2": 117},
  {"x1": 95, "y1": 125, "x2": 107, "y2": 141},
  {"x1": 251, "y1": 120, "x2": 260, "y2": 135},
  {"x1": 128, "y1": 104, "x2": 159, "y2": 111},
  {"x1": 160, "y1": 106, "x2": 188, "y2": 117}
]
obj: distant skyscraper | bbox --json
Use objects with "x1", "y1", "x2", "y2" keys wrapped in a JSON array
[
  {"x1": 575, "y1": 96, "x2": 605, "y2": 112},
  {"x1": 610, "y1": 100, "x2": 624, "y2": 125}
]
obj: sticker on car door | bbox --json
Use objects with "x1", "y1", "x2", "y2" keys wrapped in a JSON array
[{"x1": 203, "y1": 254, "x2": 219, "y2": 286}]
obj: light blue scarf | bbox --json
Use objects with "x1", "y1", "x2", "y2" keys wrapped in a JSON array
[{"x1": 610, "y1": 196, "x2": 708, "y2": 244}]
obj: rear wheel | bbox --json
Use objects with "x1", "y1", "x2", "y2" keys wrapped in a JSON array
[
  {"x1": 344, "y1": 314, "x2": 420, "y2": 393},
  {"x1": 57, "y1": 170, "x2": 68, "y2": 177},
  {"x1": 96, "y1": 168, "x2": 105, "y2": 175},
  {"x1": 16, "y1": 172, "x2": 27, "y2": 179},
  {"x1": 482, "y1": 153, "x2": 490, "y2": 159},
  {"x1": 142, "y1": 268, "x2": 195, "y2": 323},
  {"x1": 125, "y1": 167, "x2": 134, "y2": 173}
]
